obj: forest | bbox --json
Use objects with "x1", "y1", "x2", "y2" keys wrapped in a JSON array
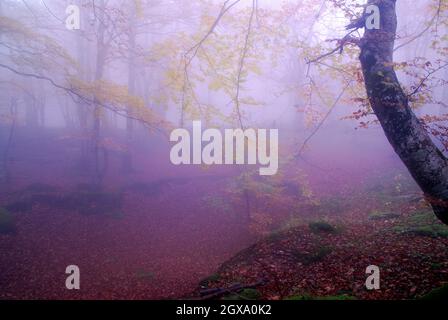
[{"x1": 0, "y1": 0, "x2": 447, "y2": 301}]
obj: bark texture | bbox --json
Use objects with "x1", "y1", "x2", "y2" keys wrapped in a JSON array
[{"x1": 359, "y1": 0, "x2": 448, "y2": 224}]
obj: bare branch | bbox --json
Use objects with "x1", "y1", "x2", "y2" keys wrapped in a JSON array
[
  {"x1": 408, "y1": 62, "x2": 448, "y2": 98},
  {"x1": 394, "y1": 0, "x2": 442, "y2": 51},
  {"x1": 306, "y1": 29, "x2": 359, "y2": 65},
  {"x1": 234, "y1": 0, "x2": 256, "y2": 130},
  {"x1": 295, "y1": 81, "x2": 352, "y2": 158}
]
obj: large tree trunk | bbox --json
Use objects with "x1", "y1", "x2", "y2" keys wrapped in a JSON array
[{"x1": 359, "y1": 0, "x2": 448, "y2": 224}]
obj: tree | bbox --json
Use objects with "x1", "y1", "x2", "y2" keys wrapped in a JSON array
[
  {"x1": 358, "y1": 0, "x2": 448, "y2": 224},
  {"x1": 305, "y1": 0, "x2": 448, "y2": 224},
  {"x1": 0, "y1": 0, "x2": 168, "y2": 188}
]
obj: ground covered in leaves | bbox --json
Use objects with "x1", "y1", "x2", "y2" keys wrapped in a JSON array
[
  {"x1": 1, "y1": 128, "x2": 447, "y2": 300},
  {"x1": 193, "y1": 206, "x2": 448, "y2": 300}
]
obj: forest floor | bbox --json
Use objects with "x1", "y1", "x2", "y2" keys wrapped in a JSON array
[
  {"x1": 192, "y1": 206, "x2": 448, "y2": 300},
  {"x1": 0, "y1": 127, "x2": 447, "y2": 300},
  {"x1": 1, "y1": 177, "x2": 447, "y2": 300}
]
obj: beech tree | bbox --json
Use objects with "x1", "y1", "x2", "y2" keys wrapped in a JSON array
[
  {"x1": 357, "y1": 0, "x2": 448, "y2": 224},
  {"x1": 303, "y1": 0, "x2": 448, "y2": 224}
]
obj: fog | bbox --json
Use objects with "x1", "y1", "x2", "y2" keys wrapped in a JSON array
[{"x1": 0, "y1": 0, "x2": 447, "y2": 300}]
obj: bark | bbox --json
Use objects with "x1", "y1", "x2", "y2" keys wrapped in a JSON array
[{"x1": 359, "y1": 0, "x2": 448, "y2": 224}]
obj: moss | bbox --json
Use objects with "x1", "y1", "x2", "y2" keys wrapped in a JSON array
[
  {"x1": 291, "y1": 246, "x2": 332, "y2": 265},
  {"x1": 393, "y1": 211, "x2": 448, "y2": 238},
  {"x1": 284, "y1": 294, "x2": 314, "y2": 300},
  {"x1": 430, "y1": 263, "x2": 443, "y2": 270},
  {"x1": 419, "y1": 285, "x2": 448, "y2": 300},
  {"x1": 394, "y1": 225, "x2": 448, "y2": 238},
  {"x1": 222, "y1": 289, "x2": 261, "y2": 300},
  {"x1": 368, "y1": 211, "x2": 400, "y2": 220},
  {"x1": 199, "y1": 273, "x2": 221, "y2": 287},
  {"x1": 239, "y1": 288, "x2": 261, "y2": 300},
  {"x1": 0, "y1": 207, "x2": 16, "y2": 234},
  {"x1": 407, "y1": 210, "x2": 436, "y2": 224},
  {"x1": 411, "y1": 226, "x2": 448, "y2": 238},
  {"x1": 309, "y1": 221, "x2": 335, "y2": 234}
]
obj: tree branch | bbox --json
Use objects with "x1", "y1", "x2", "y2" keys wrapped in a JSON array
[{"x1": 0, "y1": 63, "x2": 168, "y2": 137}]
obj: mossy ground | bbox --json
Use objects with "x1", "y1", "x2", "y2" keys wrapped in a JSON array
[
  {"x1": 393, "y1": 210, "x2": 448, "y2": 238},
  {"x1": 0, "y1": 207, "x2": 16, "y2": 234}
]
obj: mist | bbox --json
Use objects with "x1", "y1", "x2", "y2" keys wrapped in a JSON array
[{"x1": 0, "y1": 0, "x2": 447, "y2": 300}]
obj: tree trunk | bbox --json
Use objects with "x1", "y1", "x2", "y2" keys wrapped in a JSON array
[
  {"x1": 1, "y1": 98, "x2": 17, "y2": 185},
  {"x1": 92, "y1": 0, "x2": 108, "y2": 187},
  {"x1": 123, "y1": 2, "x2": 137, "y2": 173},
  {"x1": 359, "y1": 0, "x2": 448, "y2": 224}
]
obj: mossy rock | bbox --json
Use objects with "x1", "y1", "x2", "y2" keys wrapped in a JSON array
[
  {"x1": 419, "y1": 285, "x2": 448, "y2": 300},
  {"x1": 309, "y1": 221, "x2": 335, "y2": 234},
  {"x1": 0, "y1": 207, "x2": 16, "y2": 234}
]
